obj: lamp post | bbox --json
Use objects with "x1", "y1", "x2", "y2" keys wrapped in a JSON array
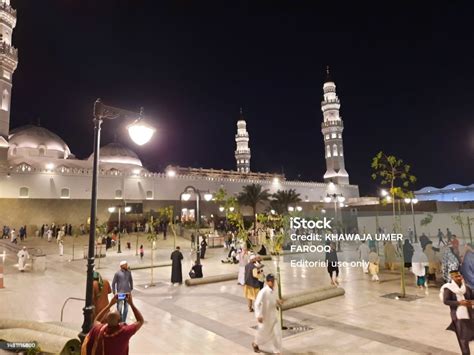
[
  {"x1": 80, "y1": 99, "x2": 155, "y2": 341},
  {"x1": 108, "y1": 205, "x2": 132, "y2": 253},
  {"x1": 404, "y1": 197, "x2": 418, "y2": 243},
  {"x1": 324, "y1": 193, "x2": 345, "y2": 226},
  {"x1": 181, "y1": 186, "x2": 213, "y2": 263}
]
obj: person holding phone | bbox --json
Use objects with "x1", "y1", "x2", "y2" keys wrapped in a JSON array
[
  {"x1": 112, "y1": 260, "x2": 134, "y2": 323},
  {"x1": 82, "y1": 293, "x2": 144, "y2": 355}
]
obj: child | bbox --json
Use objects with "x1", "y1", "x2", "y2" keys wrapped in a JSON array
[
  {"x1": 368, "y1": 247, "x2": 380, "y2": 281},
  {"x1": 139, "y1": 244, "x2": 144, "y2": 260}
]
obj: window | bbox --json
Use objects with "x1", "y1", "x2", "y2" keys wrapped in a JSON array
[
  {"x1": 1, "y1": 89, "x2": 9, "y2": 111},
  {"x1": 325, "y1": 134, "x2": 329, "y2": 140},
  {"x1": 333, "y1": 144, "x2": 338, "y2": 157},
  {"x1": 331, "y1": 133, "x2": 337, "y2": 139},
  {"x1": 146, "y1": 190, "x2": 153, "y2": 200},
  {"x1": 339, "y1": 145, "x2": 343, "y2": 156},
  {"x1": 19, "y1": 187, "x2": 29, "y2": 198},
  {"x1": 60, "y1": 188, "x2": 70, "y2": 199},
  {"x1": 326, "y1": 145, "x2": 331, "y2": 158},
  {"x1": 3, "y1": 70, "x2": 10, "y2": 80},
  {"x1": 38, "y1": 146, "x2": 45, "y2": 156},
  {"x1": 115, "y1": 189, "x2": 123, "y2": 199},
  {"x1": 338, "y1": 133, "x2": 342, "y2": 139}
]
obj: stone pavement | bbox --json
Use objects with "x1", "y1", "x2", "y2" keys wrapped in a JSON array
[{"x1": 0, "y1": 234, "x2": 463, "y2": 354}]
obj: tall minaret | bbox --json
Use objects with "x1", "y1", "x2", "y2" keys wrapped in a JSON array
[
  {"x1": 321, "y1": 67, "x2": 349, "y2": 184},
  {"x1": 0, "y1": 0, "x2": 17, "y2": 140},
  {"x1": 235, "y1": 108, "x2": 251, "y2": 173}
]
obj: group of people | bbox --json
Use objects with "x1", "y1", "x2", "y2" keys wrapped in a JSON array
[
  {"x1": 82, "y1": 261, "x2": 144, "y2": 355},
  {"x1": 2, "y1": 225, "x2": 27, "y2": 243},
  {"x1": 39, "y1": 223, "x2": 72, "y2": 242}
]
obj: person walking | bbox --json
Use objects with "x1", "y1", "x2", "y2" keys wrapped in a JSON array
[
  {"x1": 58, "y1": 239, "x2": 64, "y2": 256},
  {"x1": 326, "y1": 242, "x2": 339, "y2": 286},
  {"x1": 384, "y1": 241, "x2": 398, "y2": 271},
  {"x1": 47, "y1": 228, "x2": 52, "y2": 242},
  {"x1": 112, "y1": 261, "x2": 134, "y2": 323},
  {"x1": 440, "y1": 270, "x2": 474, "y2": 355},
  {"x1": 92, "y1": 271, "x2": 112, "y2": 319},
  {"x1": 412, "y1": 243, "x2": 429, "y2": 289},
  {"x1": 368, "y1": 247, "x2": 380, "y2": 281},
  {"x1": 170, "y1": 246, "x2": 184, "y2": 285},
  {"x1": 10, "y1": 228, "x2": 17, "y2": 244},
  {"x1": 438, "y1": 228, "x2": 446, "y2": 247},
  {"x1": 358, "y1": 241, "x2": 370, "y2": 274},
  {"x1": 252, "y1": 274, "x2": 282, "y2": 354},
  {"x1": 244, "y1": 255, "x2": 261, "y2": 312},
  {"x1": 17, "y1": 246, "x2": 29, "y2": 272},
  {"x1": 82, "y1": 294, "x2": 144, "y2": 355}
]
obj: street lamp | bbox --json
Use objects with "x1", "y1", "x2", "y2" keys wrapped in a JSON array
[
  {"x1": 325, "y1": 193, "x2": 344, "y2": 225},
  {"x1": 180, "y1": 186, "x2": 213, "y2": 263},
  {"x1": 404, "y1": 197, "x2": 419, "y2": 242},
  {"x1": 108, "y1": 205, "x2": 132, "y2": 253},
  {"x1": 80, "y1": 99, "x2": 155, "y2": 340}
]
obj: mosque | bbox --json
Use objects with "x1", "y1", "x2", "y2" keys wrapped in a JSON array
[{"x1": 0, "y1": 1, "x2": 360, "y2": 227}]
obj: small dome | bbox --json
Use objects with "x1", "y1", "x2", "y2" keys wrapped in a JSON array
[
  {"x1": 9, "y1": 125, "x2": 71, "y2": 159},
  {"x1": 91, "y1": 142, "x2": 142, "y2": 167}
]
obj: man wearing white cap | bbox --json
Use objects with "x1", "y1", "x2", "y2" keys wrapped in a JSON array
[{"x1": 112, "y1": 261, "x2": 134, "y2": 323}]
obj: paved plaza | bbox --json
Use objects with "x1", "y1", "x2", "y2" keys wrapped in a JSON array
[{"x1": 0, "y1": 234, "x2": 463, "y2": 354}]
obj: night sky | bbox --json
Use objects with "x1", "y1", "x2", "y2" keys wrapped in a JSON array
[{"x1": 9, "y1": 1, "x2": 474, "y2": 195}]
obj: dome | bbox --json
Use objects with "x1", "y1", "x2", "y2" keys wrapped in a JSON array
[
  {"x1": 8, "y1": 125, "x2": 71, "y2": 159},
  {"x1": 92, "y1": 142, "x2": 142, "y2": 167}
]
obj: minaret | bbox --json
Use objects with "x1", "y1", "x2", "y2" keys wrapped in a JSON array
[
  {"x1": 235, "y1": 108, "x2": 251, "y2": 173},
  {"x1": 321, "y1": 67, "x2": 349, "y2": 184},
  {"x1": 0, "y1": 0, "x2": 17, "y2": 140}
]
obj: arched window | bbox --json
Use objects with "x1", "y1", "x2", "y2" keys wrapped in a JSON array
[
  {"x1": 115, "y1": 189, "x2": 123, "y2": 199},
  {"x1": 333, "y1": 144, "x2": 338, "y2": 157},
  {"x1": 146, "y1": 190, "x2": 153, "y2": 200},
  {"x1": 339, "y1": 145, "x2": 343, "y2": 156},
  {"x1": 38, "y1": 146, "x2": 46, "y2": 156},
  {"x1": 19, "y1": 187, "x2": 29, "y2": 198},
  {"x1": 326, "y1": 145, "x2": 331, "y2": 158},
  {"x1": 1, "y1": 89, "x2": 9, "y2": 111},
  {"x1": 60, "y1": 188, "x2": 70, "y2": 199}
]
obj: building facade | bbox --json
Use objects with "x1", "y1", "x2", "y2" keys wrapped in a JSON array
[{"x1": 0, "y1": 4, "x2": 360, "y2": 228}]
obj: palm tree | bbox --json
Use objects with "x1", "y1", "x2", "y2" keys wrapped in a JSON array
[
  {"x1": 271, "y1": 189, "x2": 301, "y2": 214},
  {"x1": 238, "y1": 184, "x2": 270, "y2": 231}
]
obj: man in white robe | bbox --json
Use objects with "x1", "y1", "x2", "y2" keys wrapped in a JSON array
[
  {"x1": 252, "y1": 274, "x2": 282, "y2": 354},
  {"x1": 17, "y1": 247, "x2": 29, "y2": 272}
]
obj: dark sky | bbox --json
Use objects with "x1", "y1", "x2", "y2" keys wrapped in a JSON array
[{"x1": 9, "y1": 1, "x2": 474, "y2": 195}]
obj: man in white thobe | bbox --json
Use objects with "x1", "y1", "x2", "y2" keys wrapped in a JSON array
[
  {"x1": 252, "y1": 274, "x2": 282, "y2": 354},
  {"x1": 17, "y1": 247, "x2": 29, "y2": 272}
]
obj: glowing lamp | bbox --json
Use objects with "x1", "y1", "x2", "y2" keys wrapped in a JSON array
[{"x1": 127, "y1": 120, "x2": 155, "y2": 146}]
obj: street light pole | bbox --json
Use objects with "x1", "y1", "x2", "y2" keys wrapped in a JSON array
[
  {"x1": 80, "y1": 108, "x2": 102, "y2": 341},
  {"x1": 79, "y1": 99, "x2": 155, "y2": 341}
]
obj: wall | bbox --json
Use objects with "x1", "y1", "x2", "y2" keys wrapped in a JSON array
[{"x1": 357, "y1": 210, "x2": 474, "y2": 242}]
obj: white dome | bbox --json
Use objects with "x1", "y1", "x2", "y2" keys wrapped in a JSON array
[
  {"x1": 91, "y1": 142, "x2": 142, "y2": 167},
  {"x1": 8, "y1": 125, "x2": 71, "y2": 159}
]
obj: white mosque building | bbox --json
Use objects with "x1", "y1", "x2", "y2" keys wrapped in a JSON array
[{"x1": 0, "y1": 1, "x2": 359, "y2": 227}]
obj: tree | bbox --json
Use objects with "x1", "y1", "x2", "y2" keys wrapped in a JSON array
[
  {"x1": 371, "y1": 151, "x2": 416, "y2": 298},
  {"x1": 238, "y1": 184, "x2": 270, "y2": 232},
  {"x1": 270, "y1": 189, "x2": 301, "y2": 215},
  {"x1": 420, "y1": 213, "x2": 433, "y2": 237},
  {"x1": 146, "y1": 219, "x2": 159, "y2": 287}
]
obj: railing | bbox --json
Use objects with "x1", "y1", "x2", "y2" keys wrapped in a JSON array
[{"x1": 60, "y1": 297, "x2": 85, "y2": 322}]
